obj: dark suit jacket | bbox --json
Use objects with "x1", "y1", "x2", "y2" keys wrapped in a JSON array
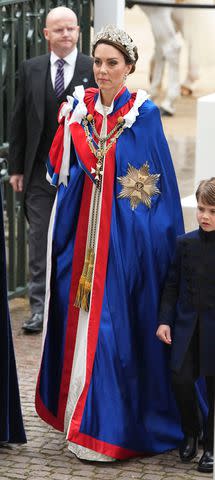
[
  {"x1": 159, "y1": 228, "x2": 215, "y2": 375},
  {"x1": 8, "y1": 52, "x2": 97, "y2": 193}
]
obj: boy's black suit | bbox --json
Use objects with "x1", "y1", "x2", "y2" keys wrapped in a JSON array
[
  {"x1": 159, "y1": 228, "x2": 215, "y2": 375},
  {"x1": 159, "y1": 227, "x2": 215, "y2": 448}
]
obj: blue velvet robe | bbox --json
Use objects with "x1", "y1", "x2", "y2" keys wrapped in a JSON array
[{"x1": 36, "y1": 88, "x2": 185, "y2": 459}]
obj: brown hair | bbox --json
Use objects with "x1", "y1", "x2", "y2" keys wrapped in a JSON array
[
  {"x1": 196, "y1": 177, "x2": 215, "y2": 205},
  {"x1": 92, "y1": 39, "x2": 138, "y2": 74}
]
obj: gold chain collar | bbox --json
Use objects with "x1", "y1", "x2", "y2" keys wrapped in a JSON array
[{"x1": 82, "y1": 113, "x2": 125, "y2": 161}]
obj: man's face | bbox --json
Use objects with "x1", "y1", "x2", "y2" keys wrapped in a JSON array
[{"x1": 44, "y1": 12, "x2": 79, "y2": 58}]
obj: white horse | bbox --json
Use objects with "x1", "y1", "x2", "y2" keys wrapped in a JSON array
[
  {"x1": 172, "y1": 1, "x2": 199, "y2": 95},
  {"x1": 141, "y1": 0, "x2": 199, "y2": 115}
]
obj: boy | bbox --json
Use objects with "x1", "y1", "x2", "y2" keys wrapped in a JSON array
[{"x1": 157, "y1": 177, "x2": 215, "y2": 474}]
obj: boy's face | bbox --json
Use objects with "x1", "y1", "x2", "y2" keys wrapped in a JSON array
[{"x1": 196, "y1": 201, "x2": 215, "y2": 232}]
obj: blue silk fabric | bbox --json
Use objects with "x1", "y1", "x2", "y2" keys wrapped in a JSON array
[
  {"x1": 0, "y1": 192, "x2": 26, "y2": 443},
  {"x1": 38, "y1": 89, "x2": 185, "y2": 456}
]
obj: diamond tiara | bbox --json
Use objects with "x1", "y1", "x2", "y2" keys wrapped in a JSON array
[{"x1": 92, "y1": 25, "x2": 136, "y2": 62}]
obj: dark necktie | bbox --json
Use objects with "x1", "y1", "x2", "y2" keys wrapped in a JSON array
[{"x1": 55, "y1": 59, "x2": 65, "y2": 98}]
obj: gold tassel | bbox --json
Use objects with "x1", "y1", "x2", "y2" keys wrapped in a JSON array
[
  {"x1": 80, "y1": 249, "x2": 95, "y2": 312},
  {"x1": 74, "y1": 247, "x2": 92, "y2": 308}
]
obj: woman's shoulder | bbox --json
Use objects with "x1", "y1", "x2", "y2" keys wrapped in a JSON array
[
  {"x1": 84, "y1": 87, "x2": 99, "y2": 100},
  {"x1": 131, "y1": 91, "x2": 159, "y2": 116},
  {"x1": 130, "y1": 91, "x2": 161, "y2": 124}
]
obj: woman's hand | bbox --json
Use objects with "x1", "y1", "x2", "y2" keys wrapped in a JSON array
[{"x1": 156, "y1": 324, "x2": 172, "y2": 345}]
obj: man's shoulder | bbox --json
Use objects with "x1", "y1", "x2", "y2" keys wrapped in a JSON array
[
  {"x1": 22, "y1": 53, "x2": 50, "y2": 68},
  {"x1": 76, "y1": 52, "x2": 94, "y2": 68},
  {"x1": 77, "y1": 52, "x2": 93, "y2": 62}
]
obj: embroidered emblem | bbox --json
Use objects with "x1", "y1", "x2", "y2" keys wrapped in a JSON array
[{"x1": 117, "y1": 163, "x2": 160, "y2": 210}]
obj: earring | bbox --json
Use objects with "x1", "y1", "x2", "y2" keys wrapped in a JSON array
[{"x1": 124, "y1": 73, "x2": 128, "y2": 82}]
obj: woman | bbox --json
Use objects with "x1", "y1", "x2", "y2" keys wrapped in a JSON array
[
  {"x1": 0, "y1": 190, "x2": 26, "y2": 444},
  {"x1": 36, "y1": 25, "x2": 184, "y2": 461}
]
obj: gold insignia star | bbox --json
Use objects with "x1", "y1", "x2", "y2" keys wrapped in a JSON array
[{"x1": 117, "y1": 163, "x2": 160, "y2": 210}]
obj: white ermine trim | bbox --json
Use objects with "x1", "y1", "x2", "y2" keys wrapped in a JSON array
[
  {"x1": 123, "y1": 89, "x2": 149, "y2": 128},
  {"x1": 58, "y1": 96, "x2": 74, "y2": 186},
  {"x1": 69, "y1": 85, "x2": 87, "y2": 125},
  {"x1": 41, "y1": 194, "x2": 58, "y2": 353},
  {"x1": 58, "y1": 87, "x2": 87, "y2": 185},
  {"x1": 59, "y1": 115, "x2": 71, "y2": 186},
  {"x1": 46, "y1": 170, "x2": 53, "y2": 185},
  {"x1": 59, "y1": 95, "x2": 74, "y2": 121}
]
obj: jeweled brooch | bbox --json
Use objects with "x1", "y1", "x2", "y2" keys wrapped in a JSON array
[{"x1": 117, "y1": 163, "x2": 160, "y2": 210}]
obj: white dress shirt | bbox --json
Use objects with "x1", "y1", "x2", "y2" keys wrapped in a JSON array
[{"x1": 50, "y1": 48, "x2": 78, "y2": 90}]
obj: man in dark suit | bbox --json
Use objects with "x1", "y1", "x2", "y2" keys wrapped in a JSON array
[{"x1": 8, "y1": 6, "x2": 97, "y2": 333}]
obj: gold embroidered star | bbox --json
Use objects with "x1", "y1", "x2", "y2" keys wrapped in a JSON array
[{"x1": 117, "y1": 163, "x2": 160, "y2": 210}]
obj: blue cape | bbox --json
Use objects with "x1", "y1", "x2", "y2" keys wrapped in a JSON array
[{"x1": 36, "y1": 88, "x2": 184, "y2": 458}]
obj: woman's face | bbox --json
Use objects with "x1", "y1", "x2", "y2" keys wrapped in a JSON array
[{"x1": 93, "y1": 43, "x2": 132, "y2": 99}]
